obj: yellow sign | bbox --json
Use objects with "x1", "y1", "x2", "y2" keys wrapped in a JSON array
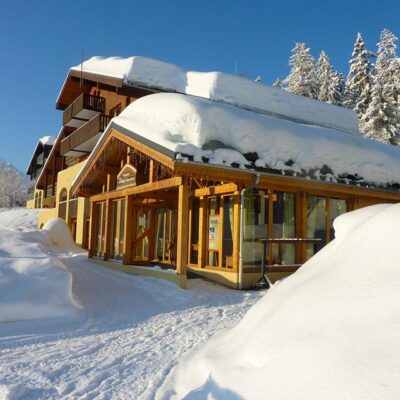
[{"x1": 117, "y1": 164, "x2": 137, "y2": 190}]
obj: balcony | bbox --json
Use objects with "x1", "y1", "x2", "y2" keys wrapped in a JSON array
[
  {"x1": 60, "y1": 114, "x2": 111, "y2": 157},
  {"x1": 63, "y1": 93, "x2": 105, "y2": 128}
]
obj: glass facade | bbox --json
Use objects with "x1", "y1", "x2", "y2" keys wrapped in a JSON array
[{"x1": 243, "y1": 190, "x2": 296, "y2": 269}]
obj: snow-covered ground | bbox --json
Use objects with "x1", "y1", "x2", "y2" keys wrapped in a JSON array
[
  {"x1": 0, "y1": 209, "x2": 262, "y2": 399},
  {"x1": 158, "y1": 203, "x2": 400, "y2": 400}
]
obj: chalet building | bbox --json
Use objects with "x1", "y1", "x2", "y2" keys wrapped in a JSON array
[
  {"x1": 26, "y1": 136, "x2": 55, "y2": 208},
  {"x1": 27, "y1": 56, "x2": 400, "y2": 289}
]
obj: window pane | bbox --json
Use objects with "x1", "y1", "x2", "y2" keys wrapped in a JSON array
[
  {"x1": 306, "y1": 195, "x2": 326, "y2": 259},
  {"x1": 242, "y1": 189, "x2": 267, "y2": 269},
  {"x1": 222, "y1": 197, "x2": 234, "y2": 268},
  {"x1": 272, "y1": 192, "x2": 296, "y2": 265},
  {"x1": 119, "y1": 199, "x2": 126, "y2": 259},
  {"x1": 189, "y1": 199, "x2": 199, "y2": 264},
  {"x1": 329, "y1": 199, "x2": 346, "y2": 240}
]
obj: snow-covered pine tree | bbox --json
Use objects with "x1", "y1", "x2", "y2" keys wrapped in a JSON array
[
  {"x1": 328, "y1": 71, "x2": 345, "y2": 105},
  {"x1": 273, "y1": 78, "x2": 283, "y2": 88},
  {"x1": 344, "y1": 33, "x2": 372, "y2": 113},
  {"x1": 361, "y1": 29, "x2": 399, "y2": 144},
  {"x1": 255, "y1": 76, "x2": 262, "y2": 83},
  {"x1": 316, "y1": 51, "x2": 333, "y2": 102},
  {"x1": 284, "y1": 42, "x2": 318, "y2": 99}
]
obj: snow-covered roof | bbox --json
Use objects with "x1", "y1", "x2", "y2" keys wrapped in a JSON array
[
  {"x1": 76, "y1": 93, "x2": 400, "y2": 189},
  {"x1": 70, "y1": 56, "x2": 360, "y2": 135},
  {"x1": 39, "y1": 136, "x2": 56, "y2": 146}
]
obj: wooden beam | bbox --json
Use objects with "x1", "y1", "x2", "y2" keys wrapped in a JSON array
[
  {"x1": 174, "y1": 162, "x2": 254, "y2": 185},
  {"x1": 103, "y1": 199, "x2": 113, "y2": 260},
  {"x1": 88, "y1": 201, "x2": 96, "y2": 258},
  {"x1": 198, "y1": 197, "x2": 206, "y2": 269},
  {"x1": 90, "y1": 177, "x2": 182, "y2": 202},
  {"x1": 123, "y1": 196, "x2": 134, "y2": 264},
  {"x1": 112, "y1": 129, "x2": 175, "y2": 170},
  {"x1": 194, "y1": 183, "x2": 238, "y2": 197},
  {"x1": 176, "y1": 180, "x2": 189, "y2": 275},
  {"x1": 232, "y1": 195, "x2": 240, "y2": 273}
]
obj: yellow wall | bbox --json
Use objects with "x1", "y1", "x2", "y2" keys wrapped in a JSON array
[
  {"x1": 35, "y1": 161, "x2": 88, "y2": 247},
  {"x1": 38, "y1": 207, "x2": 58, "y2": 228},
  {"x1": 26, "y1": 199, "x2": 35, "y2": 209},
  {"x1": 94, "y1": 259, "x2": 187, "y2": 289}
]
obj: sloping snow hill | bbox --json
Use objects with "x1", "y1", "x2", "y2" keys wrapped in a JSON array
[
  {"x1": 0, "y1": 209, "x2": 81, "y2": 323},
  {"x1": 0, "y1": 209, "x2": 261, "y2": 399},
  {"x1": 158, "y1": 203, "x2": 400, "y2": 400}
]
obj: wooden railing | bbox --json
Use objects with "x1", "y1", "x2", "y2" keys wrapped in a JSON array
[
  {"x1": 60, "y1": 114, "x2": 111, "y2": 156},
  {"x1": 63, "y1": 93, "x2": 105, "y2": 126}
]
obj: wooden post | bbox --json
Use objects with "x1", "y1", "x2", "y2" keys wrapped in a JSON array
[
  {"x1": 232, "y1": 194, "x2": 241, "y2": 272},
  {"x1": 198, "y1": 197, "x2": 206, "y2": 268},
  {"x1": 123, "y1": 196, "x2": 134, "y2": 264},
  {"x1": 176, "y1": 180, "x2": 189, "y2": 275},
  {"x1": 148, "y1": 208, "x2": 156, "y2": 261},
  {"x1": 296, "y1": 191, "x2": 307, "y2": 263},
  {"x1": 149, "y1": 160, "x2": 155, "y2": 183},
  {"x1": 52, "y1": 154, "x2": 56, "y2": 196},
  {"x1": 103, "y1": 198, "x2": 113, "y2": 261},
  {"x1": 88, "y1": 201, "x2": 96, "y2": 258}
]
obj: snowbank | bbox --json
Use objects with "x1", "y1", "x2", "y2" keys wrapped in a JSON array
[
  {"x1": 42, "y1": 217, "x2": 78, "y2": 248},
  {"x1": 0, "y1": 211, "x2": 80, "y2": 323},
  {"x1": 71, "y1": 56, "x2": 359, "y2": 134},
  {"x1": 110, "y1": 93, "x2": 400, "y2": 186},
  {"x1": 157, "y1": 203, "x2": 400, "y2": 400}
]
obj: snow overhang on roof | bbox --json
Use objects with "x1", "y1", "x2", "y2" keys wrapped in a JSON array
[
  {"x1": 73, "y1": 93, "x2": 400, "y2": 191},
  {"x1": 68, "y1": 56, "x2": 361, "y2": 135}
]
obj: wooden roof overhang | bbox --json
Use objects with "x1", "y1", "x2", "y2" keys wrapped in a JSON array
[
  {"x1": 25, "y1": 141, "x2": 52, "y2": 175},
  {"x1": 71, "y1": 123, "x2": 400, "y2": 203},
  {"x1": 56, "y1": 69, "x2": 159, "y2": 110}
]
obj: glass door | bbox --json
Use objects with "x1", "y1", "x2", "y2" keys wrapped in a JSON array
[{"x1": 134, "y1": 209, "x2": 150, "y2": 260}]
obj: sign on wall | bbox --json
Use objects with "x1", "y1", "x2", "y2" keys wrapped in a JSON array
[
  {"x1": 117, "y1": 164, "x2": 137, "y2": 190},
  {"x1": 208, "y1": 215, "x2": 220, "y2": 250}
]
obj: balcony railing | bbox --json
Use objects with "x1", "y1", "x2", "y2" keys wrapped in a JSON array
[
  {"x1": 63, "y1": 93, "x2": 105, "y2": 128},
  {"x1": 60, "y1": 114, "x2": 111, "y2": 157}
]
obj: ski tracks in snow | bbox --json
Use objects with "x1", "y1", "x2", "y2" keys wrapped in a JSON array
[{"x1": 0, "y1": 250, "x2": 262, "y2": 399}]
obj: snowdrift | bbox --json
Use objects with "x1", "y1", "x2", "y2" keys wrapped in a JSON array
[
  {"x1": 157, "y1": 203, "x2": 400, "y2": 400},
  {"x1": 0, "y1": 210, "x2": 80, "y2": 323}
]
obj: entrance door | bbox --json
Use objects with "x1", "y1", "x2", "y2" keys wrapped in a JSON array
[
  {"x1": 155, "y1": 208, "x2": 177, "y2": 263},
  {"x1": 134, "y1": 209, "x2": 150, "y2": 261}
]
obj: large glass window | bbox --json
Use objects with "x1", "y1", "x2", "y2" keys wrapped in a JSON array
[
  {"x1": 110, "y1": 199, "x2": 126, "y2": 261},
  {"x1": 329, "y1": 199, "x2": 347, "y2": 240},
  {"x1": 306, "y1": 195, "x2": 347, "y2": 258},
  {"x1": 222, "y1": 197, "x2": 234, "y2": 268},
  {"x1": 188, "y1": 198, "x2": 199, "y2": 265},
  {"x1": 243, "y1": 189, "x2": 296, "y2": 269},
  {"x1": 135, "y1": 209, "x2": 150, "y2": 260},
  {"x1": 94, "y1": 202, "x2": 106, "y2": 258},
  {"x1": 154, "y1": 208, "x2": 177, "y2": 263}
]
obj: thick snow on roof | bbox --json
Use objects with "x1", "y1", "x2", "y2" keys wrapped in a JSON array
[
  {"x1": 39, "y1": 136, "x2": 55, "y2": 146},
  {"x1": 157, "y1": 204, "x2": 400, "y2": 399},
  {"x1": 111, "y1": 93, "x2": 400, "y2": 186},
  {"x1": 71, "y1": 56, "x2": 360, "y2": 134}
]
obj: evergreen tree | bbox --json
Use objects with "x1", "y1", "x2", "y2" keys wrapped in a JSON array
[
  {"x1": 361, "y1": 29, "x2": 399, "y2": 143},
  {"x1": 272, "y1": 78, "x2": 283, "y2": 88},
  {"x1": 284, "y1": 42, "x2": 318, "y2": 99},
  {"x1": 255, "y1": 76, "x2": 262, "y2": 83},
  {"x1": 344, "y1": 33, "x2": 372, "y2": 112},
  {"x1": 328, "y1": 71, "x2": 345, "y2": 105},
  {"x1": 316, "y1": 51, "x2": 333, "y2": 102}
]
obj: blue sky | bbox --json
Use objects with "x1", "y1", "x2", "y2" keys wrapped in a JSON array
[{"x1": 0, "y1": 0, "x2": 399, "y2": 171}]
